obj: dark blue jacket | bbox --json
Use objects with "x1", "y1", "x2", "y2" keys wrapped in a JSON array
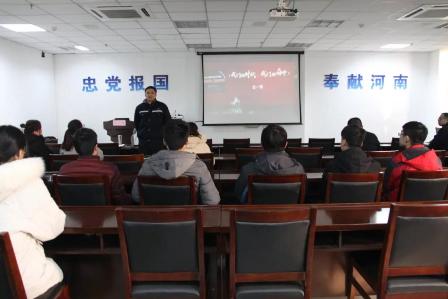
[{"x1": 134, "y1": 99, "x2": 171, "y2": 142}]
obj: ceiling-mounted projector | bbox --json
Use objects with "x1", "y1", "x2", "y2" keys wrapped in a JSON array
[{"x1": 269, "y1": 0, "x2": 298, "y2": 20}]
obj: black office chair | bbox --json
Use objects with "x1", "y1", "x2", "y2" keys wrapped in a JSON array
[
  {"x1": 390, "y1": 137, "x2": 400, "y2": 150},
  {"x1": 287, "y1": 147, "x2": 323, "y2": 171},
  {"x1": 222, "y1": 138, "x2": 250, "y2": 154},
  {"x1": 325, "y1": 173, "x2": 383, "y2": 203},
  {"x1": 397, "y1": 170, "x2": 448, "y2": 202},
  {"x1": 247, "y1": 174, "x2": 307, "y2": 204},
  {"x1": 97, "y1": 143, "x2": 120, "y2": 155},
  {"x1": 229, "y1": 208, "x2": 316, "y2": 299},
  {"x1": 48, "y1": 154, "x2": 78, "y2": 171},
  {"x1": 366, "y1": 151, "x2": 397, "y2": 168},
  {"x1": 103, "y1": 154, "x2": 144, "y2": 187},
  {"x1": 308, "y1": 138, "x2": 335, "y2": 155},
  {"x1": 235, "y1": 148, "x2": 263, "y2": 170},
  {"x1": 53, "y1": 174, "x2": 112, "y2": 205},
  {"x1": 347, "y1": 203, "x2": 448, "y2": 299},
  {"x1": 137, "y1": 176, "x2": 197, "y2": 205},
  {"x1": 286, "y1": 138, "x2": 302, "y2": 148},
  {"x1": 116, "y1": 208, "x2": 206, "y2": 299}
]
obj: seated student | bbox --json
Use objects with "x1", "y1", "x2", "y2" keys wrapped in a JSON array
[
  {"x1": 234, "y1": 124, "x2": 304, "y2": 203},
  {"x1": 60, "y1": 119, "x2": 104, "y2": 159},
  {"x1": 60, "y1": 119, "x2": 82, "y2": 155},
  {"x1": 347, "y1": 117, "x2": 380, "y2": 151},
  {"x1": 0, "y1": 125, "x2": 66, "y2": 299},
  {"x1": 131, "y1": 119, "x2": 220, "y2": 205},
  {"x1": 428, "y1": 112, "x2": 448, "y2": 150},
  {"x1": 21, "y1": 120, "x2": 52, "y2": 166},
  {"x1": 59, "y1": 128, "x2": 130, "y2": 205},
  {"x1": 384, "y1": 121, "x2": 442, "y2": 201},
  {"x1": 184, "y1": 122, "x2": 211, "y2": 154},
  {"x1": 325, "y1": 125, "x2": 381, "y2": 174}
]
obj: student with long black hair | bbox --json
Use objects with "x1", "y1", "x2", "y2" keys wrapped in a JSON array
[
  {"x1": 0, "y1": 125, "x2": 66, "y2": 298},
  {"x1": 60, "y1": 119, "x2": 82, "y2": 154},
  {"x1": 60, "y1": 119, "x2": 104, "y2": 159},
  {"x1": 21, "y1": 119, "x2": 52, "y2": 165}
]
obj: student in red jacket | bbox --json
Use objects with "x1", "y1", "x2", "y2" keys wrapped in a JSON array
[{"x1": 384, "y1": 121, "x2": 442, "y2": 201}]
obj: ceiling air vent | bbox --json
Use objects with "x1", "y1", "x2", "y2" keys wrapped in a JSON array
[
  {"x1": 186, "y1": 43, "x2": 212, "y2": 49},
  {"x1": 398, "y1": 4, "x2": 448, "y2": 21},
  {"x1": 174, "y1": 21, "x2": 208, "y2": 28},
  {"x1": 84, "y1": 5, "x2": 152, "y2": 20},
  {"x1": 286, "y1": 42, "x2": 312, "y2": 48},
  {"x1": 306, "y1": 20, "x2": 344, "y2": 28}
]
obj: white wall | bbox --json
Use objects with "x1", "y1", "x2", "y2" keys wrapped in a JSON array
[
  {"x1": 304, "y1": 51, "x2": 440, "y2": 143},
  {"x1": 54, "y1": 51, "x2": 305, "y2": 143},
  {"x1": 0, "y1": 38, "x2": 57, "y2": 136},
  {"x1": 50, "y1": 49, "x2": 447, "y2": 144}
]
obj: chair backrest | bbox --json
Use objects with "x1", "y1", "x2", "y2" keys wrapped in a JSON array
[
  {"x1": 196, "y1": 153, "x2": 214, "y2": 174},
  {"x1": 97, "y1": 143, "x2": 120, "y2": 155},
  {"x1": 366, "y1": 150, "x2": 397, "y2": 168},
  {"x1": 48, "y1": 154, "x2": 79, "y2": 171},
  {"x1": 103, "y1": 154, "x2": 144, "y2": 174},
  {"x1": 248, "y1": 174, "x2": 307, "y2": 204},
  {"x1": 206, "y1": 138, "x2": 212, "y2": 150},
  {"x1": 398, "y1": 170, "x2": 448, "y2": 202},
  {"x1": 308, "y1": 138, "x2": 335, "y2": 155},
  {"x1": 390, "y1": 137, "x2": 400, "y2": 150},
  {"x1": 0, "y1": 232, "x2": 27, "y2": 299},
  {"x1": 222, "y1": 138, "x2": 250, "y2": 154},
  {"x1": 137, "y1": 176, "x2": 197, "y2": 205},
  {"x1": 379, "y1": 203, "x2": 448, "y2": 298},
  {"x1": 46, "y1": 143, "x2": 61, "y2": 154},
  {"x1": 287, "y1": 147, "x2": 323, "y2": 171},
  {"x1": 229, "y1": 208, "x2": 316, "y2": 299},
  {"x1": 325, "y1": 173, "x2": 383, "y2": 203},
  {"x1": 235, "y1": 148, "x2": 263, "y2": 170},
  {"x1": 53, "y1": 174, "x2": 112, "y2": 205},
  {"x1": 116, "y1": 208, "x2": 206, "y2": 299},
  {"x1": 287, "y1": 138, "x2": 302, "y2": 148}
]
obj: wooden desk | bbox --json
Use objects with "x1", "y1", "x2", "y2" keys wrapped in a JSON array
[
  {"x1": 60, "y1": 203, "x2": 389, "y2": 253},
  {"x1": 63, "y1": 205, "x2": 221, "y2": 234},
  {"x1": 214, "y1": 172, "x2": 323, "y2": 181},
  {"x1": 53, "y1": 203, "x2": 393, "y2": 299}
]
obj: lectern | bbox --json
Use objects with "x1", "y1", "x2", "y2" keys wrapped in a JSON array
[{"x1": 103, "y1": 118, "x2": 135, "y2": 145}]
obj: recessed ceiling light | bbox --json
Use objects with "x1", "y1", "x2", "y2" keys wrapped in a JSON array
[
  {"x1": 380, "y1": 43, "x2": 411, "y2": 49},
  {"x1": 74, "y1": 45, "x2": 90, "y2": 51},
  {"x1": 0, "y1": 24, "x2": 45, "y2": 32}
]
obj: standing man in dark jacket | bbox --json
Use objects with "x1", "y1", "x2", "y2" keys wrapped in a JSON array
[
  {"x1": 235, "y1": 124, "x2": 304, "y2": 203},
  {"x1": 134, "y1": 86, "x2": 171, "y2": 155},
  {"x1": 325, "y1": 125, "x2": 381, "y2": 174},
  {"x1": 347, "y1": 117, "x2": 380, "y2": 151},
  {"x1": 429, "y1": 113, "x2": 448, "y2": 150}
]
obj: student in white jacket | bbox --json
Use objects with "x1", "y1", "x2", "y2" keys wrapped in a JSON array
[
  {"x1": 184, "y1": 122, "x2": 211, "y2": 154},
  {"x1": 0, "y1": 125, "x2": 66, "y2": 298}
]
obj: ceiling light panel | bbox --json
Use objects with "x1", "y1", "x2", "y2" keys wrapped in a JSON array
[{"x1": 0, "y1": 24, "x2": 46, "y2": 32}]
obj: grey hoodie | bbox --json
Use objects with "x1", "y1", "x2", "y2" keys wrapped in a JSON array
[
  {"x1": 131, "y1": 150, "x2": 220, "y2": 205},
  {"x1": 234, "y1": 151, "x2": 305, "y2": 203}
]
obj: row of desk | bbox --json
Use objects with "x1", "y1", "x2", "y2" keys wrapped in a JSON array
[{"x1": 48, "y1": 203, "x2": 393, "y2": 299}]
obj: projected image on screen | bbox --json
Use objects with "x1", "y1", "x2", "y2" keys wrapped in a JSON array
[{"x1": 202, "y1": 53, "x2": 301, "y2": 125}]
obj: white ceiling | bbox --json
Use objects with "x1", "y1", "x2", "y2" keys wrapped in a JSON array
[{"x1": 0, "y1": 0, "x2": 447, "y2": 54}]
